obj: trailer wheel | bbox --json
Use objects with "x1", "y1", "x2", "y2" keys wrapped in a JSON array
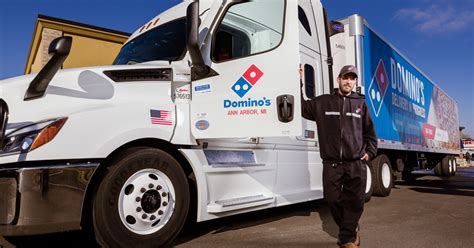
[
  {"x1": 92, "y1": 148, "x2": 190, "y2": 248},
  {"x1": 433, "y1": 162, "x2": 443, "y2": 177},
  {"x1": 364, "y1": 162, "x2": 373, "y2": 202},
  {"x1": 441, "y1": 155, "x2": 452, "y2": 177},
  {"x1": 370, "y1": 154, "x2": 393, "y2": 197}
]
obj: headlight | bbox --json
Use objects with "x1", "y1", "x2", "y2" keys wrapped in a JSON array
[{"x1": 2, "y1": 117, "x2": 67, "y2": 154}]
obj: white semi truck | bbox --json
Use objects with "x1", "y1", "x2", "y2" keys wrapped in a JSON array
[{"x1": 0, "y1": 0, "x2": 460, "y2": 246}]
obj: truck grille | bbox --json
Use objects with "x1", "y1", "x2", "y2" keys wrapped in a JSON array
[
  {"x1": 103, "y1": 68, "x2": 172, "y2": 82},
  {"x1": 0, "y1": 99, "x2": 9, "y2": 150}
]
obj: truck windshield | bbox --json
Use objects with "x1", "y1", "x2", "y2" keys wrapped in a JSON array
[{"x1": 114, "y1": 18, "x2": 186, "y2": 65}]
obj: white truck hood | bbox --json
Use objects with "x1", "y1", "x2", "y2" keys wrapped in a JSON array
[{"x1": 0, "y1": 63, "x2": 173, "y2": 134}]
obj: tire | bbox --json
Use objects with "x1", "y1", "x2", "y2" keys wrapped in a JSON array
[
  {"x1": 93, "y1": 148, "x2": 190, "y2": 248},
  {"x1": 369, "y1": 154, "x2": 393, "y2": 197},
  {"x1": 364, "y1": 162, "x2": 373, "y2": 202},
  {"x1": 433, "y1": 161, "x2": 443, "y2": 176},
  {"x1": 441, "y1": 155, "x2": 452, "y2": 177}
]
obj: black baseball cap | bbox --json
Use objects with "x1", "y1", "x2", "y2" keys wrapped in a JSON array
[{"x1": 339, "y1": 65, "x2": 358, "y2": 77}]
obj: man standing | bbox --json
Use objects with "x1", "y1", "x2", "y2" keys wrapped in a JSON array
[{"x1": 301, "y1": 65, "x2": 377, "y2": 248}]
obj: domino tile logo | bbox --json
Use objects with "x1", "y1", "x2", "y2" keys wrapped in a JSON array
[
  {"x1": 368, "y1": 59, "x2": 389, "y2": 117},
  {"x1": 231, "y1": 64, "x2": 264, "y2": 98}
]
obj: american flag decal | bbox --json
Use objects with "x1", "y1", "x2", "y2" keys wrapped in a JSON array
[{"x1": 150, "y1": 109, "x2": 172, "y2": 126}]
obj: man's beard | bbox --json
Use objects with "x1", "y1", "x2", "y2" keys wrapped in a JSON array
[{"x1": 339, "y1": 85, "x2": 353, "y2": 95}]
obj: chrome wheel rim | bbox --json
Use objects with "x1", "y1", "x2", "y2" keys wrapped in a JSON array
[
  {"x1": 452, "y1": 158, "x2": 457, "y2": 173},
  {"x1": 118, "y1": 168, "x2": 176, "y2": 235},
  {"x1": 448, "y1": 159, "x2": 453, "y2": 174},
  {"x1": 382, "y1": 163, "x2": 391, "y2": 188}
]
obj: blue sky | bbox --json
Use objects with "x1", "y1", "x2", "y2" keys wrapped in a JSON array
[{"x1": 0, "y1": 0, "x2": 473, "y2": 137}]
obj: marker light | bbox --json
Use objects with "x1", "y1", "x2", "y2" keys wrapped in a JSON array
[{"x1": 30, "y1": 118, "x2": 67, "y2": 151}]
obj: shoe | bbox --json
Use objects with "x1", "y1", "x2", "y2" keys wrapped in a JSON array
[
  {"x1": 339, "y1": 242, "x2": 358, "y2": 248},
  {"x1": 338, "y1": 225, "x2": 360, "y2": 247}
]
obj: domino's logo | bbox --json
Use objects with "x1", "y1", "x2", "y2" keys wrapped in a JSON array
[
  {"x1": 368, "y1": 59, "x2": 389, "y2": 117},
  {"x1": 231, "y1": 64, "x2": 264, "y2": 98}
]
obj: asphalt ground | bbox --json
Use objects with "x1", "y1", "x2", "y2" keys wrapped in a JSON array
[{"x1": 2, "y1": 167, "x2": 474, "y2": 248}]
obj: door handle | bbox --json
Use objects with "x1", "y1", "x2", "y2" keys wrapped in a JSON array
[{"x1": 277, "y1": 94, "x2": 294, "y2": 123}]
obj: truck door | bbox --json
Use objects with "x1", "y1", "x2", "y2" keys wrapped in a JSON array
[
  {"x1": 191, "y1": 0, "x2": 301, "y2": 139},
  {"x1": 267, "y1": 0, "x2": 327, "y2": 203}
]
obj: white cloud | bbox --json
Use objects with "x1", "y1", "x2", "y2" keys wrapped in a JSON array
[{"x1": 394, "y1": 4, "x2": 474, "y2": 33}]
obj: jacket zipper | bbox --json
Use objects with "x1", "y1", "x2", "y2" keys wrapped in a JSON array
[{"x1": 340, "y1": 96, "x2": 345, "y2": 161}]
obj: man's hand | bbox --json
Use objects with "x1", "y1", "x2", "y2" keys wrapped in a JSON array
[{"x1": 361, "y1": 153, "x2": 369, "y2": 161}]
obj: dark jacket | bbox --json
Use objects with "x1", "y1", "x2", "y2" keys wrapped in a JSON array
[{"x1": 302, "y1": 90, "x2": 377, "y2": 162}]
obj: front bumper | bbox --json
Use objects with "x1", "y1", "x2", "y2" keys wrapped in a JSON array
[{"x1": 0, "y1": 162, "x2": 98, "y2": 236}]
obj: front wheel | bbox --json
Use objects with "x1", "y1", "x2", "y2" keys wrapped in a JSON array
[{"x1": 93, "y1": 148, "x2": 190, "y2": 248}]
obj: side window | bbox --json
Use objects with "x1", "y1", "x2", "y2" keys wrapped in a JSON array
[
  {"x1": 213, "y1": 25, "x2": 250, "y2": 61},
  {"x1": 212, "y1": 0, "x2": 285, "y2": 62},
  {"x1": 297, "y1": 0, "x2": 320, "y2": 53},
  {"x1": 298, "y1": 5, "x2": 312, "y2": 36},
  {"x1": 304, "y1": 64, "x2": 315, "y2": 99}
]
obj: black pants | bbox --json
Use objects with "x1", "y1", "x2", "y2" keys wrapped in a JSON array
[{"x1": 323, "y1": 160, "x2": 367, "y2": 244}]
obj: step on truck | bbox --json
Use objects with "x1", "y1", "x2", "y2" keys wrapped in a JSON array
[{"x1": 0, "y1": 0, "x2": 460, "y2": 246}]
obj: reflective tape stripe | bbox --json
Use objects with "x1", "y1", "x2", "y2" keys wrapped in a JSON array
[
  {"x1": 346, "y1": 113, "x2": 361, "y2": 118},
  {"x1": 325, "y1": 112, "x2": 340, "y2": 116}
]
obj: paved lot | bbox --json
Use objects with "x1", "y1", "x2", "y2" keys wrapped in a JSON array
[
  {"x1": 173, "y1": 167, "x2": 474, "y2": 248},
  {"x1": 2, "y1": 168, "x2": 474, "y2": 248}
]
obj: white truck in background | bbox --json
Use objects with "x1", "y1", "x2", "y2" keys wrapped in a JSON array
[{"x1": 0, "y1": 0, "x2": 460, "y2": 246}]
